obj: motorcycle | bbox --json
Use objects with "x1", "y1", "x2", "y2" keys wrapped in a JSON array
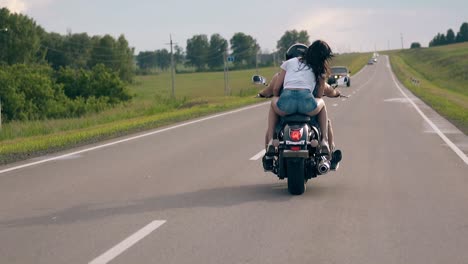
[
  {"x1": 254, "y1": 78, "x2": 346, "y2": 195},
  {"x1": 265, "y1": 113, "x2": 331, "y2": 195},
  {"x1": 253, "y1": 43, "x2": 345, "y2": 195}
]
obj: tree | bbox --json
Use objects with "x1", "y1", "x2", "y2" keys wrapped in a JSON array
[
  {"x1": 429, "y1": 33, "x2": 446, "y2": 47},
  {"x1": 136, "y1": 51, "x2": 157, "y2": 70},
  {"x1": 276, "y1": 30, "x2": 310, "y2": 58},
  {"x1": 41, "y1": 32, "x2": 67, "y2": 69},
  {"x1": 208, "y1": 34, "x2": 228, "y2": 70},
  {"x1": 114, "y1": 35, "x2": 135, "y2": 82},
  {"x1": 0, "y1": 8, "x2": 42, "y2": 65},
  {"x1": 88, "y1": 34, "x2": 134, "y2": 82},
  {"x1": 155, "y1": 49, "x2": 171, "y2": 71},
  {"x1": 456, "y1": 22, "x2": 468, "y2": 42},
  {"x1": 410, "y1": 42, "x2": 421, "y2": 49},
  {"x1": 230, "y1": 32, "x2": 259, "y2": 68},
  {"x1": 446, "y1": 29, "x2": 455, "y2": 44},
  {"x1": 185, "y1": 34, "x2": 209, "y2": 71},
  {"x1": 173, "y1": 45, "x2": 184, "y2": 67},
  {"x1": 89, "y1": 35, "x2": 116, "y2": 69}
]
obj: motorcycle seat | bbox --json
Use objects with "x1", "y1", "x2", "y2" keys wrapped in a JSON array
[{"x1": 283, "y1": 114, "x2": 311, "y2": 123}]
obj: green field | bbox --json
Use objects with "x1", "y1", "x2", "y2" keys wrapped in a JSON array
[
  {"x1": 387, "y1": 42, "x2": 468, "y2": 134},
  {"x1": 331, "y1": 52, "x2": 372, "y2": 75},
  {"x1": 0, "y1": 53, "x2": 370, "y2": 164}
]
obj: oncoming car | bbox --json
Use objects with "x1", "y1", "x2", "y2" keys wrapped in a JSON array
[{"x1": 327, "y1": 66, "x2": 351, "y2": 87}]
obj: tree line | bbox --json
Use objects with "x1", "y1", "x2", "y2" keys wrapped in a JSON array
[
  {"x1": 429, "y1": 22, "x2": 468, "y2": 47},
  {"x1": 136, "y1": 30, "x2": 310, "y2": 73},
  {"x1": 0, "y1": 8, "x2": 133, "y2": 122},
  {"x1": 0, "y1": 6, "x2": 313, "y2": 122}
]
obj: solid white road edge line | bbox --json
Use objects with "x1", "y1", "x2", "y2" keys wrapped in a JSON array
[
  {"x1": 0, "y1": 102, "x2": 270, "y2": 174},
  {"x1": 388, "y1": 56, "x2": 468, "y2": 165},
  {"x1": 88, "y1": 220, "x2": 166, "y2": 264},
  {"x1": 250, "y1": 149, "x2": 266, "y2": 160}
]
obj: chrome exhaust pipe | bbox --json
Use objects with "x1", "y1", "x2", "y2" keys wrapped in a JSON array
[{"x1": 317, "y1": 157, "x2": 330, "y2": 175}]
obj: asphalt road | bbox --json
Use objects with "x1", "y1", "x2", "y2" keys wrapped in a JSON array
[{"x1": 1, "y1": 56, "x2": 467, "y2": 264}]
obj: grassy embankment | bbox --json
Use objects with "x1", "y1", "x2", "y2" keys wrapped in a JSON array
[
  {"x1": 0, "y1": 53, "x2": 370, "y2": 164},
  {"x1": 387, "y1": 42, "x2": 468, "y2": 134}
]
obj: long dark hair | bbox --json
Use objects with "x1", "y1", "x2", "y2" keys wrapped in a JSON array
[{"x1": 303, "y1": 40, "x2": 334, "y2": 81}]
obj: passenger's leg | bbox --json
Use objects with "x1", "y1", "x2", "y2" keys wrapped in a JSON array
[
  {"x1": 266, "y1": 97, "x2": 286, "y2": 147},
  {"x1": 327, "y1": 119, "x2": 342, "y2": 170},
  {"x1": 328, "y1": 119, "x2": 335, "y2": 151},
  {"x1": 265, "y1": 105, "x2": 277, "y2": 147},
  {"x1": 308, "y1": 99, "x2": 330, "y2": 158}
]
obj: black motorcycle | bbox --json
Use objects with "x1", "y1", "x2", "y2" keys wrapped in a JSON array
[{"x1": 265, "y1": 114, "x2": 332, "y2": 195}]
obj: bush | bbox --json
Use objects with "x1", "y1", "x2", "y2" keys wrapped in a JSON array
[
  {"x1": 56, "y1": 64, "x2": 132, "y2": 104},
  {"x1": 0, "y1": 64, "x2": 65, "y2": 121},
  {"x1": 410, "y1": 42, "x2": 421, "y2": 49},
  {"x1": 0, "y1": 63, "x2": 132, "y2": 122}
]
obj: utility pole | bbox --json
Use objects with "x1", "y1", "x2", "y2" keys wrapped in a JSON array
[
  {"x1": 223, "y1": 50, "x2": 231, "y2": 96},
  {"x1": 223, "y1": 52, "x2": 227, "y2": 95},
  {"x1": 255, "y1": 52, "x2": 259, "y2": 75},
  {"x1": 400, "y1": 33, "x2": 404, "y2": 49},
  {"x1": 166, "y1": 35, "x2": 177, "y2": 99}
]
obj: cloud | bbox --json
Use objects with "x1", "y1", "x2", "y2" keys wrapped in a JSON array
[
  {"x1": 3, "y1": 0, "x2": 27, "y2": 13},
  {"x1": 290, "y1": 7, "x2": 445, "y2": 52},
  {"x1": 2, "y1": 0, "x2": 54, "y2": 13}
]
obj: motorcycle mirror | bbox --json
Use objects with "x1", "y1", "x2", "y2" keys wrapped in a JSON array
[{"x1": 252, "y1": 75, "x2": 267, "y2": 86}]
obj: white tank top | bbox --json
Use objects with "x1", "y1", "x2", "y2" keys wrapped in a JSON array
[{"x1": 280, "y1": 57, "x2": 316, "y2": 91}]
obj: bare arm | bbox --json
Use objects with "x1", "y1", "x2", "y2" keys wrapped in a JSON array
[
  {"x1": 257, "y1": 73, "x2": 279, "y2": 97},
  {"x1": 323, "y1": 83, "x2": 341, "y2": 97},
  {"x1": 273, "y1": 70, "x2": 286, "y2": 97}
]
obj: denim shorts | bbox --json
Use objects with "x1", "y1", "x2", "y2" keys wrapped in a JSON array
[{"x1": 277, "y1": 89, "x2": 317, "y2": 114}]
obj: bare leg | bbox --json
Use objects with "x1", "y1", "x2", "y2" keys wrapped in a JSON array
[
  {"x1": 308, "y1": 99, "x2": 330, "y2": 157},
  {"x1": 307, "y1": 99, "x2": 328, "y2": 142},
  {"x1": 328, "y1": 119, "x2": 335, "y2": 151},
  {"x1": 265, "y1": 105, "x2": 278, "y2": 147},
  {"x1": 266, "y1": 97, "x2": 287, "y2": 147}
]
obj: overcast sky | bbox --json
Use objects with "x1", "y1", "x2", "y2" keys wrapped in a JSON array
[{"x1": 2, "y1": 0, "x2": 467, "y2": 53}]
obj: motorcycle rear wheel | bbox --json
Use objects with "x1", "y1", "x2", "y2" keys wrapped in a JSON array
[{"x1": 286, "y1": 158, "x2": 306, "y2": 195}]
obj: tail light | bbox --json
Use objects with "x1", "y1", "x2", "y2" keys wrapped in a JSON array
[{"x1": 289, "y1": 128, "x2": 303, "y2": 141}]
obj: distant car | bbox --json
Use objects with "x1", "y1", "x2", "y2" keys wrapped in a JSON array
[
  {"x1": 368, "y1": 59, "x2": 374, "y2": 65},
  {"x1": 373, "y1": 57, "x2": 378, "y2": 63},
  {"x1": 328, "y1": 66, "x2": 351, "y2": 87}
]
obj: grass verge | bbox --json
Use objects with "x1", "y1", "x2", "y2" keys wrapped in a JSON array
[
  {"x1": 387, "y1": 43, "x2": 468, "y2": 134},
  {"x1": 0, "y1": 97, "x2": 260, "y2": 164}
]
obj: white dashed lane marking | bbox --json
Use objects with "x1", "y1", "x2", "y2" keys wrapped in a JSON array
[{"x1": 89, "y1": 220, "x2": 166, "y2": 264}]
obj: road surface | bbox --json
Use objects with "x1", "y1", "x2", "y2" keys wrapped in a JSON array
[{"x1": 1, "y1": 56, "x2": 467, "y2": 264}]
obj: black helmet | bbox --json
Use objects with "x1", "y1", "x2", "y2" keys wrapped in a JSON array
[{"x1": 285, "y1": 43, "x2": 308, "y2": 60}]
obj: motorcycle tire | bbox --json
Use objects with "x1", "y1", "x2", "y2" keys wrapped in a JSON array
[{"x1": 286, "y1": 158, "x2": 306, "y2": 195}]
